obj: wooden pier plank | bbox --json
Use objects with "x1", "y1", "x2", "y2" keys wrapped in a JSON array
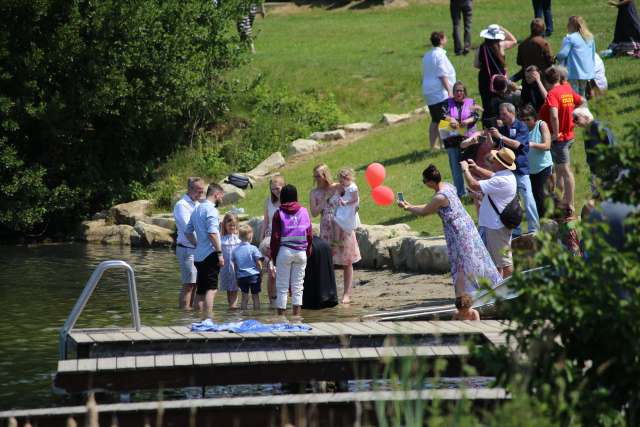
[
  {"x1": 169, "y1": 326, "x2": 208, "y2": 341},
  {"x1": 97, "y1": 357, "x2": 117, "y2": 371},
  {"x1": 77, "y1": 358, "x2": 97, "y2": 372},
  {"x1": 154, "y1": 354, "x2": 174, "y2": 368},
  {"x1": 135, "y1": 355, "x2": 155, "y2": 369},
  {"x1": 211, "y1": 352, "x2": 232, "y2": 365},
  {"x1": 341, "y1": 322, "x2": 375, "y2": 336},
  {"x1": 248, "y1": 351, "x2": 269, "y2": 364},
  {"x1": 284, "y1": 349, "x2": 304, "y2": 361},
  {"x1": 192, "y1": 353, "x2": 212, "y2": 366},
  {"x1": 58, "y1": 359, "x2": 77, "y2": 373},
  {"x1": 230, "y1": 351, "x2": 250, "y2": 364},
  {"x1": 265, "y1": 350, "x2": 287, "y2": 362},
  {"x1": 320, "y1": 348, "x2": 342, "y2": 360},
  {"x1": 139, "y1": 327, "x2": 167, "y2": 341},
  {"x1": 356, "y1": 347, "x2": 379, "y2": 359},
  {"x1": 173, "y1": 354, "x2": 193, "y2": 367},
  {"x1": 116, "y1": 356, "x2": 136, "y2": 370},
  {"x1": 339, "y1": 347, "x2": 362, "y2": 360},
  {"x1": 152, "y1": 327, "x2": 186, "y2": 340},
  {"x1": 122, "y1": 331, "x2": 148, "y2": 342},
  {"x1": 68, "y1": 332, "x2": 93, "y2": 344},
  {"x1": 376, "y1": 346, "x2": 398, "y2": 359},
  {"x1": 302, "y1": 349, "x2": 323, "y2": 361}
]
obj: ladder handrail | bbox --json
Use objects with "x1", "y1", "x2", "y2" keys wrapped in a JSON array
[{"x1": 58, "y1": 260, "x2": 141, "y2": 360}]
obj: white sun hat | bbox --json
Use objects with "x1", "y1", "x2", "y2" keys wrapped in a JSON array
[{"x1": 480, "y1": 24, "x2": 506, "y2": 40}]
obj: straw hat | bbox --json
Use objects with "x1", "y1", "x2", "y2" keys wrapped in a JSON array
[
  {"x1": 490, "y1": 147, "x2": 517, "y2": 170},
  {"x1": 480, "y1": 24, "x2": 506, "y2": 40}
]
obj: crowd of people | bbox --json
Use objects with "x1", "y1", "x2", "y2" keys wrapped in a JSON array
[
  {"x1": 172, "y1": 164, "x2": 363, "y2": 316},
  {"x1": 168, "y1": 1, "x2": 634, "y2": 321}
]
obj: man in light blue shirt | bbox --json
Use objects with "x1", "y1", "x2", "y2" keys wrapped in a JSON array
[{"x1": 185, "y1": 183, "x2": 225, "y2": 312}]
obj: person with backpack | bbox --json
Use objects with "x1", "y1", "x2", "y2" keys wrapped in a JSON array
[
  {"x1": 474, "y1": 24, "x2": 517, "y2": 127},
  {"x1": 460, "y1": 147, "x2": 519, "y2": 278}
]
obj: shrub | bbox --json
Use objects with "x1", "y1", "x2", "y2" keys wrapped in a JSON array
[{"x1": 0, "y1": 0, "x2": 254, "y2": 234}]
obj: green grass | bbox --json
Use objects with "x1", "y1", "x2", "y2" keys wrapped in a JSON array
[
  {"x1": 242, "y1": 0, "x2": 640, "y2": 125},
  {"x1": 196, "y1": 0, "x2": 639, "y2": 234},
  {"x1": 235, "y1": 117, "x2": 593, "y2": 233}
]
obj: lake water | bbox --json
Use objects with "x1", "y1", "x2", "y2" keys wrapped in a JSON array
[{"x1": 0, "y1": 243, "x2": 368, "y2": 411}]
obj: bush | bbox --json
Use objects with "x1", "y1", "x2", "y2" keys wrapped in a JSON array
[
  {"x1": 0, "y1": 0, "x2": 254, "y2": 234},
  {"x1": 486, "y1": 124, "x2": 640, "y2": 426}
]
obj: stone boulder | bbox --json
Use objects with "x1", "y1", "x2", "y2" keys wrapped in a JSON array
[
  {"x1": 342, "y1": 122, "x2": 373, "y2": 133},
  {"x1": 78, "y1": 219, "x2": 140, "y2": 245},
  {"x1": 110, "y1": 200, "x2": 151, "y2": 226},
  {"x1": 246, "y1": 152, "x2": 286, "y2": 181},
  {"x1": 355, "y1": 224, "x2": 416, "y2": 269},
  {"x1": 219, "y1": 182, "x2": 246, "y2": 206},
  {"x1": 288, "y1": 139, "x2": 319, "y2": 156},
  {"x1": 134, "y1": 221, "x2": 174, "y2": 247},
  {"x1": 310, "y1": 130, "x2": 346, "y2": 141},
  {"x1": 150, "y1": 214, "x2": 176, "y2": 232},
  {"x1": 391, "y1": 236, "x2": 450, "y2": 274},
  {"x1": 411, "y1": 106, "x2": 428, "y2": 116},
  {"x1": 246, "y1": 216, "x2": 264, "y2": 246},
  {"x1": 381, "y1": 113, "x2": 411, "y2": 126}
]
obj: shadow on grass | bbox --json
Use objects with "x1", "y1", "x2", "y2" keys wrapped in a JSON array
[
  {"x1": 617, "y1": 104, "x2": 640, "y2": 115},
  {"x1": 292, "y1": 0, "x2": 385, "y2": 10},
  {"x1": 608, "y1": 76, "x2": 639, "y2": 90},
  {"x1": 378, "y1": 213, "x2": 416, "y2": 225},
  {"x1": 355, "y1": 149, "x2": 441, "y2": 171}
]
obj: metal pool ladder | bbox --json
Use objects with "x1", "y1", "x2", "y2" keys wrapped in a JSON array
[{"x1": 58, "y1": 260, "x2": 141, "y2": 360}]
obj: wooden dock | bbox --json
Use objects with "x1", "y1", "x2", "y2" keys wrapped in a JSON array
[
  {"x1": 2, "y1": 321, "x2": 512, "y2": 426},
  {"x1": 55, "y1": 321, "x2": 508, "y2": 394},
  {"x1": 0, "y1": 389, "x2": 509, "y2": 427}
]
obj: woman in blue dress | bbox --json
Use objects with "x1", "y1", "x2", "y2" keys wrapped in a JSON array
[{"x1": 398, "y1": 164, "x2": 502, "y2": 298}]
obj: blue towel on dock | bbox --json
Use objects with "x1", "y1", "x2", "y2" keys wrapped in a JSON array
[{"x1": 191, "y1": 319, "x2": 312, "y2": 333}]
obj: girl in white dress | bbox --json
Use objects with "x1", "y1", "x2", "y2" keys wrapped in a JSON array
[
  {"x1": 219, "y1": 213, "x2": 241, "y2": 308},
  {"x1": 260, "y1": 174, "x2": 285, "y2": 307}
]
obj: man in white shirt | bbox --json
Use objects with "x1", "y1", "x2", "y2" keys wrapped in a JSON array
[
  {"x1": 422, "y1": 31, "x2": 456, "y2": 151},
  {"x1": 173, "y1": 177, "x2": 205, "y2": 309},
  {"x1": 460, "y1": 147, "x2": 517, "y2": 278}
]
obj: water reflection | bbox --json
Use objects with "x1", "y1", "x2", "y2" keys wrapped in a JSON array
[{"x1": 0, "y1": 243, "x2": 366, "y2": 410}]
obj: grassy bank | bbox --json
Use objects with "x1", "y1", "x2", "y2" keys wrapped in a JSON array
[{"x1": 159, "y1": 0, "x2": 639, "y2": 234}]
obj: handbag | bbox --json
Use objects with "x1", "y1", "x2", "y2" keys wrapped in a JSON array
[
  {"x1": 488, "y1": 194, "x2": 523, "y2": 229},
  {"x1": 226, "y1": 173, "x2": 253, "y2": 190}
]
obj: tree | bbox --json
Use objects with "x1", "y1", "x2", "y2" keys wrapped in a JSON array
[{"x1": 0, "y1": 0, "x2": 253, "y2": 234}]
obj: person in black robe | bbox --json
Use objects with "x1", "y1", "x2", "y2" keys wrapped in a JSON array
[
  {"x1": 302, "y1": 236, "x2": 338, "y2": 309},
  {"x1": 608, "y1": 0, "x2": 640, "y2": 57}
]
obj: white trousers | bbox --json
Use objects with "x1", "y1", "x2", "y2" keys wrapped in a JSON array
[{"x1": 275, "y1": 246, "x2": 307, "y2": 310}]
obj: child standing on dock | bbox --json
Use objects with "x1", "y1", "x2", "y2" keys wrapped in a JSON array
[
  {"x1": 270, "y1": 184, "x2": 313, "y2": 316},
  {"x1": 232, "y1": 225, "x2": 264, "y2": 310},
  {"x1": 453, "y1": 293, "x2": 480, "y2": 320},
  {"x1": 219, "y1": 213, "x2": 241, "y2": 309}
]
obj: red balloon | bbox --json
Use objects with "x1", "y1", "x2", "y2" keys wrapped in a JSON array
[
  {"x1": 371, "y1": 185, "x2": 395, "y2": 206},
  {"x1": 365, "y1": 163, "x2": 386, "y2": 188}
]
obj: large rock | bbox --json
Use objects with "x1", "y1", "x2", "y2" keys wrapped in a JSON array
[
  {"x1": 288, "y1": 139, "x2": 319, "y2": 156},
  {"x1": 246, "y1": 152, "x2": 286, "y2": 181},
  {"x1": 342, "y1": 122, "x2": 373, "y2": 133},
  {"x1": 391, "y1": 236, "x2": 449, "y2": 273},
  {"x1": 381, "y1": 113, "x2": 411, "y2": 125},
  {"x1": 247, "y1": 216, "x2": 264, "y2": 246},
  {"x1": 110, "y1": 200, "x2": 151, "y2": 226},
  {"x1": 310, "y1": 130, "x2": 346, "y2": 141},
  {"x1": 78, "y1": 219, "x2": 141, "y2": 245},
  {"x1": 149, "y1": 214, "x2": 176, "y2": 232},
  {"x1": 411, "y1": 106, "x2": 428, "y2": 116},
  {"x1": 134, "y1": 221, "x2": 174, "y2": 247},
  {"x1": 219, "y1": 182, "x2": 246, "y2": 206},
  {"x1": 355, "y1": 224, "x2": 416, "y2": 269}
]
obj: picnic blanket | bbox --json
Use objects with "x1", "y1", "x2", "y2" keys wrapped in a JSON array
[{"x1": 191, "y1": 319, "x2": 312, "y2": 333}]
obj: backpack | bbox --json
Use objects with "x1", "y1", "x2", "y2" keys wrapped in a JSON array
[
  {"x1": 226, "y1": 173, "x2": 253, "y2": 190},
  {"x1": 488, "y1": 194, "x2": 523, "y2": 229}
]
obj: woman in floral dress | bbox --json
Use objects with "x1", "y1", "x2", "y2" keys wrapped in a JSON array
[
  {"x1": 398, "y1": 164, "x2": 502, "y2": 298},
  {"x1": 310, "y1": 164, "x2": 362, "y2": 304}
]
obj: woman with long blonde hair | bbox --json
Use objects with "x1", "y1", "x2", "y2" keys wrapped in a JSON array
[
  {"x1": 309, "y1": 164, "x2": 361, "y2": 304},
  {"x1": 557, "y1": 16, "x2": 596, "y2": 96},
  {"x1": 260, "y1": 174, "x2": 285, "y2": 308}
]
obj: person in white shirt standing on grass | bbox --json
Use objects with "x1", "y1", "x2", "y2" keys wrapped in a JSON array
[
  {"x1": 422, "y1": 31, "x2": 456, "y2": 151},
  {"x1": 173, "y1": 177, "x2": 205, "y2": 309},
  {"x1": 460, "y1": 147, "x2": 517, "y2": 278}
]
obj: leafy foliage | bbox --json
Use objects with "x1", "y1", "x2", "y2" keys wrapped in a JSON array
[
  {"x1": 487, "y1": 124, "x2": 640, "y2": 426},
  {"x1": 0, "y1": 0, "x2": 253, "y2": 234}
]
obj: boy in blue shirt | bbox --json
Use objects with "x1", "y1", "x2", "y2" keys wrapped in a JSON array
[{"x1": 232, "y1": 225, "x2": 264, "y2": 310}]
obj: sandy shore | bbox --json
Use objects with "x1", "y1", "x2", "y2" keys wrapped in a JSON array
[{"x1": 334, "y1": 269, "x2": 454, "y2": 313}]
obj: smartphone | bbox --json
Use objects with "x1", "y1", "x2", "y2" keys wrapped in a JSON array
[
  {"x1": 397, "y1": 192, "x2": 405, "y2": 203},
  {"x1": 478, "y1": 135, "x2": 487, "y2": 143}
]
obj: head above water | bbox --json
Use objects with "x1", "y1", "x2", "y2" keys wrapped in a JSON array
[{"x1": 279, "y1": 184, "x2": 299, "y2": 204}]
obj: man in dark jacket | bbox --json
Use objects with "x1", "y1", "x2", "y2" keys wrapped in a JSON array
[{"x1": 450, "y1": 0, "x2": 473, "y2": 56}]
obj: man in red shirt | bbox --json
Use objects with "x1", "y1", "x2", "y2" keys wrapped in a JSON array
[{"x1": 539, "y1": 65, "x2": 584, "y2": 212}]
